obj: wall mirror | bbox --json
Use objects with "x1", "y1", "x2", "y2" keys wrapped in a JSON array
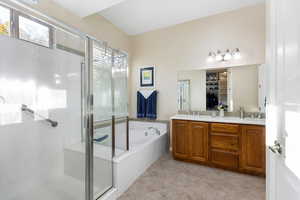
[{"x1": 177, "y1": 64, "x2": 266, "y2": 113}]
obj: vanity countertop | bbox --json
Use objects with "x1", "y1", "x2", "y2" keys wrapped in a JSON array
[{"x1": 170, "y1": 114, "x2": 265, "y2": 126}]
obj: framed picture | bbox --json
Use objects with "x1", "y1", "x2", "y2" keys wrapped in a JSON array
[{"x1": 140, "y1": 66, "x2": 155, "y2": 87}]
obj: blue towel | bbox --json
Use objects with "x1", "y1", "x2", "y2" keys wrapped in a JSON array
[
  {"x1": 146, "y1": 91, "x2": 157, "y2": 119},
  {"x1": 137, "y1": 90, "x2": 157, "y2": 119},
  {"x1": 93, "y1": 135, "x2": 108, "y2": 143},
  {"x1": 137, "y1": 91, "x2": 147, "y2": 118}
]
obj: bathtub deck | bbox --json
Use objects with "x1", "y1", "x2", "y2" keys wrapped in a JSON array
[
  {"x1": 65, "y1": 142, "x2": 126, "y2": 159},
  {"x1": 118, "y1": 153, "x2": 265, "y2": 200}
]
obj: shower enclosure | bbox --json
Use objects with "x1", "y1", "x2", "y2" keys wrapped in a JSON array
[{"x1": 0, "y1": 1, "x2": 128, "y2": 200}]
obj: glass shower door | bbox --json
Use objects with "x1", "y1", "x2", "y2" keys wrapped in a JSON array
[
  {"x1": 90, "y1": 40, "x2": 114, "y2": 198},
  {"x1": 113, "y1": 50, "x2": 129, "y2": 153},
  {"x1": 0, "y1": 12, "x2": 86, "y2": 200}
]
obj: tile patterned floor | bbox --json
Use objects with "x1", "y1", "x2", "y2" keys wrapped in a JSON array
[{"x1": 118, "y1": 153, "x2": 265, "y2": 200}]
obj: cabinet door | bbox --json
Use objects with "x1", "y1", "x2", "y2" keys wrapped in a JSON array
[
  {"x1": 172, "y1": 120, "x2": 189, "y2": 159},
  {"x1": 189, "y1": 122, "x2": 209, "y2": 162},
  {"x1": 241, "y1": 125, "x2": 265, "y2": 174}
]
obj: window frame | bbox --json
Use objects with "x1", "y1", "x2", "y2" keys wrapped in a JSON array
[
  {"x1": 0, "y1": 3, "x2": 54, "y2": 49},
  {"x1": 13, "y1": 11, "x2": 54, "y2": 48},
  {"x1": 0, "y1": 4, "x2": 13, "y2": 37}
]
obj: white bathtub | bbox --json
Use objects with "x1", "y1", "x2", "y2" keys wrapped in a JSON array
[
  {"x1": 64, "y1": 120, "x2": 168, "y2": 199},
  {"x1": 108, "y1": 120, "x2": 168, "y2": 199}
]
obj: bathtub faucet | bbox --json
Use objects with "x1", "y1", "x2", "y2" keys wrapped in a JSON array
[{"x1": 147, "y1": 127, "x2": 161, "y2": 135}]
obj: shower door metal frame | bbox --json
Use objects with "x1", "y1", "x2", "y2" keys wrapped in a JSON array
[
  {"x1": 85, "y1": 37, "x2": 94, "y2": 200},
  {"x1": 85, "y1": 38, "x2": 115, "y2": 200}
]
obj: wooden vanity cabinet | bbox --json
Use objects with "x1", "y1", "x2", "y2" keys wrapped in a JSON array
[
  {"x1": 189, "y1": 122, "x2": 209, "y2": 162},
  {"x1": 240, "y1": 125, "x2": 265, "y2": 175},
  {"x1": 172, "y1": 120, "x2": 209, "y2": 163},
  {"x1": 172, "y1": 120, "x2": 189, "y2": 159},
  {"x1": 172, "y1": 119, "x2": 265, "y2": 176},
  {"x1": 210, "y1": 123, "x2": 240, "y2": 170}
]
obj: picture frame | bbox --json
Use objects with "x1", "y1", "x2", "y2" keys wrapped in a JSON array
[{"x1": 140, "y1": 66, "x2": 155, "y2": 87}]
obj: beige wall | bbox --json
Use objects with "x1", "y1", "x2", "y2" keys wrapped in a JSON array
[
  {"x1": 130, "y1": 4, "x2": 265, "y2": 120},
  {"x1": 230, "y1": 65, "x2": 259, "y2": 112}
]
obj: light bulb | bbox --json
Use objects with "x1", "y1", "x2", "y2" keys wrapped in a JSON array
[
  {"x1": 233, "y1": 48, "x2": 241, "y2": 59},
  {"x1": 215, "y1": 50, "x2": 223, "y2": 61},
  {"x1": 207, "y1": 52, "x2": 215, "y2": 62},
  {"x1": 224, "y1": 49, "x2": 232, "y2": 61},
  {"x1": 207, "y1": 57, "x2": 214, "y2": 62}
]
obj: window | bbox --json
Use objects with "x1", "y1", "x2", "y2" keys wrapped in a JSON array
[
  {"x1": 177, "y1": 80, "x2": 190, "y2": 111},
  {"x1": 0, "y1": 4, "x2": 53, "y2": 48},
  {"x1": 18, "y1": 15, "x2": 51, "y2": 47},
  {"x1": 0, "y1": 5, "x2": 10, "y2": 36}
]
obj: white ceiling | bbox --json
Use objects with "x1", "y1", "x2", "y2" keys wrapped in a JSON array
[
  {"x1": 52, "y1": 0, "x2": 265, "y2": 35},
  {"x1": 100, "y1": 0, "x2": 265, "y2": 35},
  {"x1": 52, "y1": 0, "x2": 128, "y2": 17}
]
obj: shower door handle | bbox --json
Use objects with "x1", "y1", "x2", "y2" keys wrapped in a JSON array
[
  {"x1": 126, "y1": 116, "x2": 129, "y2": 151},
  {"x1": 112, "y1": 115, "x2": 116, "y2": 157},
  {"x1": 21, "y1": 104, "x2": 58, "y2": 127}
]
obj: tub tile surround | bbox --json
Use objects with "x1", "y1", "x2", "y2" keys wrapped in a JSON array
[{"x1": 171, "y1": 114, "x2": 265, "y2": 125}]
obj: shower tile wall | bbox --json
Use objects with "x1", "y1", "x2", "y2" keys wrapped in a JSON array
[{"x1": 0, "y1": 35, "x2": 85, "y2": 200}]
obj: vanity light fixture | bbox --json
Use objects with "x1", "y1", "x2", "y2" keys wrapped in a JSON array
[{"x1": 207, "y1": 48, "x2": 241, "y2": 62}]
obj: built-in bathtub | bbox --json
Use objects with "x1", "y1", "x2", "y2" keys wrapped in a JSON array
[
  {"x1": 64, "y1": 120, "x2": 168, "y2": 199},
  {"x1": 111, "y1": 120, "x2": 168, "y2": 199}
]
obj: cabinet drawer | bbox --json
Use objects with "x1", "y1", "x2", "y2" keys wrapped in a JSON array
[
  {"x1": 211, "y1": 123, "x2": 239, "y2": 134},
  {"x1": 211, "y1": 149, "x2": 239, "y2": 169},
  {"x1": 211, "y1": 134, "x2": 239, "y2": 151}
]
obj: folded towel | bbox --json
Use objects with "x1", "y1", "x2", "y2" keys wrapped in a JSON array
[
  {"x1": 139, "y1": 89, "x2": 155, "y2": 99},
  {"x1": 146, "y1": 91, "x2": 157, "y2": 119},
  {"x1": 93, "y1": 135, "x2": 109, "y2": 143},
  {"x1": 137, "y1": 90, "x2": 157, "y2": 119},
  {"x1": 137, "y1": 91, "x2": 147, "y2": 118}
]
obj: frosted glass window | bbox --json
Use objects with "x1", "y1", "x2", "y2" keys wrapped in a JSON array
[
  {"x1": 0, "y1": 5, "x2": 10, "y2": 36},
  {"x1": 113, "y1": 52, "x2": 128, "y2": 118},
  {"x1": 93, "y1": 44, "x2": 113, "y2": 121},
  {"x1": 177, "y1": 80, "x2": 190, "y2": 111},
  {"x1": 19, "y1": 16, "x2": 50, "y2": 47}
]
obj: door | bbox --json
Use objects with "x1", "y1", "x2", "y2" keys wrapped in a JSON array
[
  {"x1": 266, "y1": 0, "x2": 300, "y2": 199},
  {"x1": 241, "y1": 125, "x2": 265, "y2": 174},
  {"x1": 189, "y1": 121, "x2": 208, "y2": 162},
  {"x1": 0, "y1": 8, "x2": 86, "y2": 200},
  {"x1": 88, "y1": 39, "x2": 114, "y2": 199},
  {"x1": 172, "y1": 120, "x2": 189, "y2": 159}
]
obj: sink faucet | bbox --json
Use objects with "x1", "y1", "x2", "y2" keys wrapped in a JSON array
[
  {"x1": 147, "y1": 127, "x2": 161, "y2": 135},
  {"x1": 239, "y1": 107, "x2": 244, "y2": 119},
  {"x1": 256, "y1": 112, "x2": 263, "y2": 119}
]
